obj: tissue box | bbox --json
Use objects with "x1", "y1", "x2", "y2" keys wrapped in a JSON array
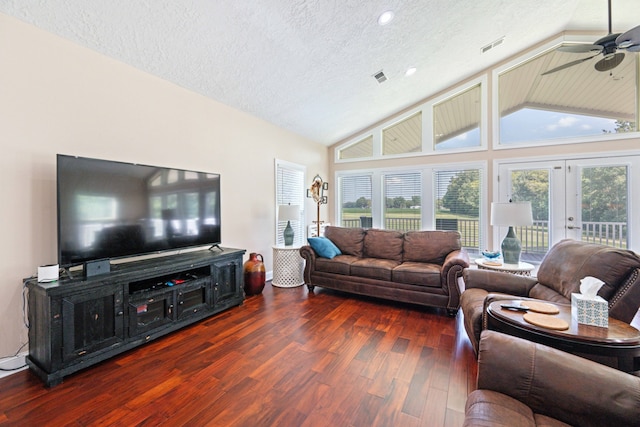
[{"x1": 571, "y1": 293, "x2": 608, "y2": 327}]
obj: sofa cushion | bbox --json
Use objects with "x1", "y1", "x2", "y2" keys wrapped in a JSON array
[
  {"x1": 536, "y1": 239, "x2": 640, "y2": 300},
  {"x1": 351, "y1": 258, "x2": 400, "y2": 281},
  {"x1": 307, "y1": 236, "x2": 342, "y2": 259},
  {"x1": 324, "y1": 226, "x2": 365, "y2": 257},
  {"x1": 528, "y1": 283, "x2": 570, "y2": 303},
  {"x1": 403, "y1": 230, "x2": 461, "y2": 264},
  {"x1": 363, "y1": 229, "x2": 404, "y2": 262},
  {"x1": 315, "y1": 255, "x2": 359, "y2": 275},
  {"x1": 392, "y1": 262, "x2": 442, "y2": 288}
]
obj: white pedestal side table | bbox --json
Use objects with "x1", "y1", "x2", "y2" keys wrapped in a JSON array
[
  {"x1": 474, "y1": 258, "x2": 535, "y2": 276},
  {"x1": 272, "y1": 244, "x2": 305, "y2": 288}
]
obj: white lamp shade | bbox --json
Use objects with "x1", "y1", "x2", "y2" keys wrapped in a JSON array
[
  {"x1": 278, "y1": 204, "x2": 300, "y2": 222},
  {"x1": 491, "y1": 202, "x2": 533, "y2": 227}
]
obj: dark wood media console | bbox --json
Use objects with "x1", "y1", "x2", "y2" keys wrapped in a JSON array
[{"x1": 26, "y1": 248, "x2": 245, "y2": 387}]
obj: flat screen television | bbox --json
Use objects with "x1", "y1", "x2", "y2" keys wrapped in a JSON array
[{"x1": 57, "y1": 154, "x2": 221, "y2": 268}]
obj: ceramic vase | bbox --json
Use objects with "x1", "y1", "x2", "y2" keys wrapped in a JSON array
[{"x1": 243, "y1": 252, "x2": 265, "y2": 295}]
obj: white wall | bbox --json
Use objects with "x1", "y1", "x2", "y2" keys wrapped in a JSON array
[{"x1": 0, "y1": 14, "x2": 328, "y2": 357}]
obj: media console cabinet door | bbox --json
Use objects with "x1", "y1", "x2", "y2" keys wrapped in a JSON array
[
  {"x1": 61, "y1": 284, "x2": 125, "y2": 363},
  {"x1": 212, "y1": 257, "x2": 243, "y2": 307}
]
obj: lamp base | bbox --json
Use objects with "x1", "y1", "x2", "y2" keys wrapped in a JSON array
[
  {"x1": 283, "y1": 221, "x2": 294, "y2": 246},
  {"x1": 501, "y1": 226, "x2": 521, "y2": 264}
]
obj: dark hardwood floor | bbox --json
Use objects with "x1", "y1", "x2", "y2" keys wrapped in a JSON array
[{"x1": 0, "y1": 282, "x2": 478, "y2": 426}]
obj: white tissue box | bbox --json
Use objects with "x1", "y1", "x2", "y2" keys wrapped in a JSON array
[{"x1": 571, "y1": 293, "x2": 608, "y2": 327}]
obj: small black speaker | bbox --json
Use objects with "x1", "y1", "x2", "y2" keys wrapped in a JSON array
[{"x1": 85, "y1": 259, "x2": 111, "y2": 278}]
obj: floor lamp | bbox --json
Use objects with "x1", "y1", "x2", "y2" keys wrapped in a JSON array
[{"x1": 491, "y1": 201, "x2": 533, "y2": 264}]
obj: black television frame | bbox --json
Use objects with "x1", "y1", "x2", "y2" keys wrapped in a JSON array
[{"x1": 56, "y1": 154, "x2": 222, "y2": 270}]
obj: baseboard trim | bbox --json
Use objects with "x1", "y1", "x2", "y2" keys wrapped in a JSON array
[{"x1": 0, "y1": 353, "x2": 28, "y2": 380}]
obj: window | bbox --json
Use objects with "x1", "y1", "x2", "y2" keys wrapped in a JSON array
[
  {"x1": 339, "y1": 135, "x2": 373, "y2": 160},
  {"x1": 383, "y1": 113, "x2": 422, "y2": 155},
  {"x1": 434, "y1": 168, "x2": 483, "y2": 252},
  {"x1": 497, "y1": 42, "x2": 638, "y2": 146},
  {"x1": 433, "y1": 84, "x2": 482, "y2": 150},
  {"x1": 275, "y1": 160, "x2": 305, "y2": 245},
  {"x1": 335, "y1": 78, "x2": 486, "y2": 162},
  {"x1": 383, "y1": 172, "x2": 421, "y2": 232},
  {"x1": 339, "y1": 175, "x2": 372, "y2": 228}
]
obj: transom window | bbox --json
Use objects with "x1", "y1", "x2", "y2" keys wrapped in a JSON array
[
  {"x1": 434, "y1": 84, "x2": 482, "y2": 150},
  {"x1": 383, "y1": 113, "x2": 422, "y2": 155},
  {"x1": 498, "y1": 43, "x2": 638, "y2": 146}
]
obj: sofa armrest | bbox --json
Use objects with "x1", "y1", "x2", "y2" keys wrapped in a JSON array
[
  {"x1": 441, "y1": 249, "x2": 470, "y2": 312},
  {"x1": 463, "y1": 268, "x2": 537, "y2": 296},
  {"x1": 477, "y1": 330, "x2": 640, "y2": 427},
  {"x1": 609, "y1": 267, "x2": 640, "y2": 323},
  {"x1": 442, "y1": 249, "x2": 470, "y2": 272},
  {"x1": 299, "y1": 245, "x2": 317, "y2": 285}
]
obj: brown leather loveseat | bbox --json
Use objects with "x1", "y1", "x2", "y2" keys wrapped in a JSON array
[
  {"x1": 464, "y1": 331, "x2": 640, "y2": 426},
  {"x1": 299, "y1": 226, "x2": 469, "y2": 315},
  {"x1": 460, "y1": 239, "x2": 640, "y2": 353}
]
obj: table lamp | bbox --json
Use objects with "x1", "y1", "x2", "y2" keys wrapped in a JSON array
[
  {"x1": 491, "y1": 201, "x2": 533, "y2": 264},
  {"x1": 278, "y1": 204, "x2": 300, "y2": 246}
]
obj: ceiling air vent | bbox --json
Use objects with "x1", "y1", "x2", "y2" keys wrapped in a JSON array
[
  {"x1": 373, "y1": 70, "x2": 387, "y2": 84},
  {"x1": 481, "y1": 36, "x2": 505, "y2": 54}
]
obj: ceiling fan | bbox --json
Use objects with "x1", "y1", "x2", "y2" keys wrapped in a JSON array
[{"x1": 542, "y1": 0, "x2": 640, "y2": 76}]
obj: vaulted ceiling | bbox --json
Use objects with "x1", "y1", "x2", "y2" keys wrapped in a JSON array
[{"x1": 1, "y1": 0, "x2": 639, "y2": 145}]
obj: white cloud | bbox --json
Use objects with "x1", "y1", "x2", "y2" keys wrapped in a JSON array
[{"x1": 547, "y1": 115, "x2": 579, "y2": 131}]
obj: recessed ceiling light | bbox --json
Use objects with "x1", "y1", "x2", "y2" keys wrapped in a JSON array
[
  {"x1": 405, "y1": 67, "x2": 417, "y2": 76},
  {"x1": 378, "y1": 10, "x2": 394, "y2": 26}
]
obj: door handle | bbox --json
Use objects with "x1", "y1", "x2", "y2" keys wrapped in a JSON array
[{"x1": 567, "y1": 225, "x2": 581, "y2": 229}]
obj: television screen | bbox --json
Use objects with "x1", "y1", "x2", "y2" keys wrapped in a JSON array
[{"x1": 57, "y1": 155, "x2": 221, "y2": 267}]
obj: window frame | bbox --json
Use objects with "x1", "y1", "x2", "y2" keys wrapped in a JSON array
[
  {"x1": 334, "y1": 76, "x2": 488, "y2": 163},
  {"x1": 274, "y1": 159, "x2": 306, "y2": 246},
  {"x1": 335, "y1": 161, "x2": 488, "y2": 253},
  {"x1": 492, "y1": 34, "x2": 640, "y2": 150}
]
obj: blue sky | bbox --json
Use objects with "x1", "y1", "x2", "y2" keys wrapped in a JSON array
[{"x1": 500, "y1": 108, "x2": 618, "y2": 144}]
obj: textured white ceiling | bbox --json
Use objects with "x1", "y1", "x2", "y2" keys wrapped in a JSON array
[{"x1": 1, "y1": 0, "x2": 639, "y2": 145}]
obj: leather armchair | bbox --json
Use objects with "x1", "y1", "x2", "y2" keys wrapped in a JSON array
[
  {"x1": 464, "y1": 331, "x2": 640, "y2": 427},
  {"x1": 460, "y1": 239, "x2": 640, "y2": 353}
]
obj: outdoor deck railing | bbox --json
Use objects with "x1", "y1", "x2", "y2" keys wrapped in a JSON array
[{"x1": 341, "y1": 218, "x2": 628, "y2": 253}]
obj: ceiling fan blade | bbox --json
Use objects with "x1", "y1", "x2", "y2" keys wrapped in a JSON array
[
  {"x1": 594, "y1": 52, "x2": 625, "y2": 72},
  {"x1": 557, "y1": 44, "x2": 603, "y2": 53},
  {"x1": 616, "y1": 24, "x2": 640, "y2": 49},
  {"x1": 541, "y1": 54, "x2": 599, "y2": 76}
]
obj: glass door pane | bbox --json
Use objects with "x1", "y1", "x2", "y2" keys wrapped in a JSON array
[
  {"x1": 498, "y1": 161, "x2": 564, "y2": 262},
  {"x1": 567, "y1": 160, "x2": 629, "y2": 249},
  {"x1": 500, "y1": 155, "x2": 639, "y2": 257}
]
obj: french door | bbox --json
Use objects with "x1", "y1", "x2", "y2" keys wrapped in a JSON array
[{"x1": 497, "y1": 155, "x2": 639, "y2": 260}]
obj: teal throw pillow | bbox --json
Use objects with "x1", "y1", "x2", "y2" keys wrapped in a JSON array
[{"x1": 308, "y1": 236, "x2": 342, "y2": 259}]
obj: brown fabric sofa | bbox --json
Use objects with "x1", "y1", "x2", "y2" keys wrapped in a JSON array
[
  {"x1": 460, "y1": 239, "x2": 640, "y2": 353},
  {"x1": 299, "y1": 226, "x2": 469, "y2": 315},
  {"x1": 464, "y1": 331, "x2": 640, "y2": 427}
]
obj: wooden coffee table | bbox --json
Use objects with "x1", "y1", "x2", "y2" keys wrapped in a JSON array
[{"x1": 486, "y1": 299, "x2": 640, "y2": 372}]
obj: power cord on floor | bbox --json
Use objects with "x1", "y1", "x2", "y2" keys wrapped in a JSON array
[
  {"x1": 0, "y1": 277, "x2": 35, "y2": 372},
  {"x1": 0, "y1": 341, "x2": 28, "y2": 371}
]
